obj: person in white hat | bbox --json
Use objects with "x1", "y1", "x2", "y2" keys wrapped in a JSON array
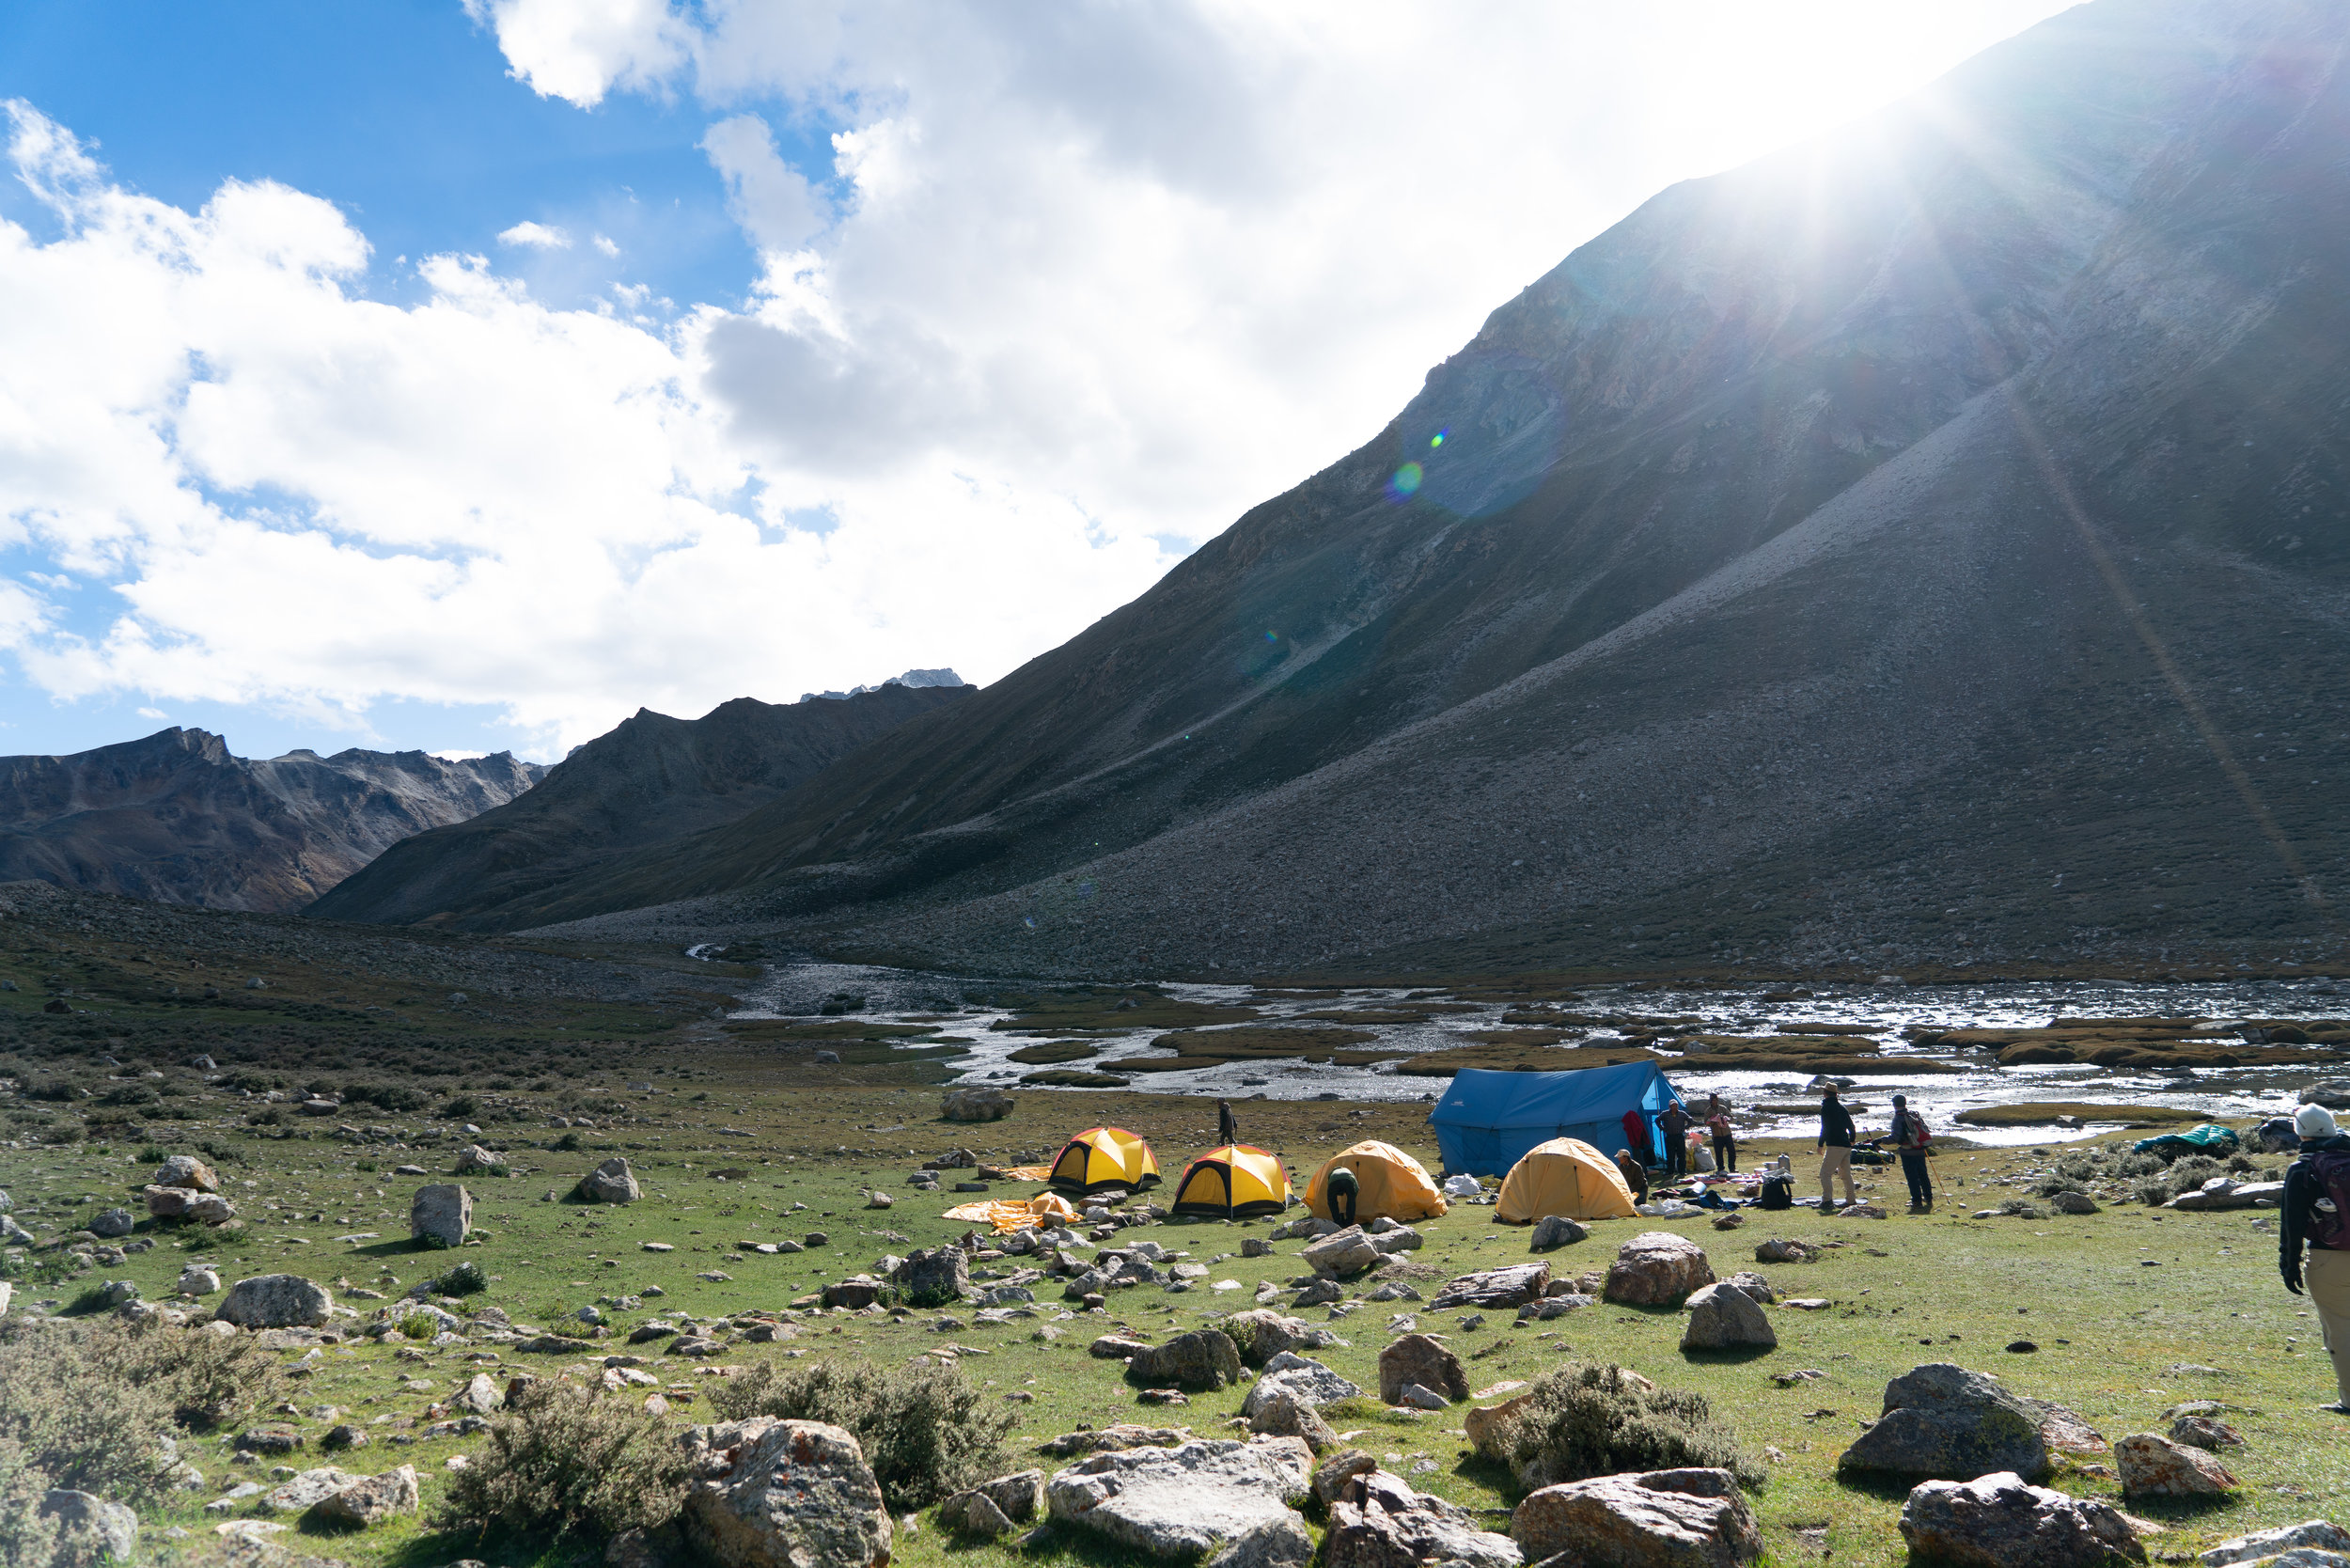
[{"x1": 2282, "y1": 1102, "x2": 2350, "y2": 1414}]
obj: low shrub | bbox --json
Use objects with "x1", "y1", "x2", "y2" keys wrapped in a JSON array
[
  {"x1": 434, "y1": 1382, "x2": 688, "y2": 1549},
  {"x1": 703, "y1": 1357, "x2": 1014, "y2": 1510},
  {"x1": 2170, "y1": 1154, "x2": 2226, "y2": 1189},
  {"x1": 440, "y1": 1262, "x2": 488, "y2": 1295},
  {"x1": 2133, "y1": 1176, "x2": 2173, "y2": 1207},
  {"x1": 1997, "y1": 1198, "x2": 2046, "y2": 1218},
  {"x1": 399, "y1": 1311, "x2": 442, "y2": 1341},
  {"x1": 2116, "y1": 1151, "x2": 2169, "y2": 1178},
  {"x1": 1470, "y1": 1361, "x2": 1760, "y2": 1492},
  {"x1": 2029, "y1": 1174, "x2": 2086, "y2": 1198}
]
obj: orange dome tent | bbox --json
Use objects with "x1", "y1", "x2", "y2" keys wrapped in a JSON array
[
  {"x1": 1494, "y1": 1137, "x2": 1637, "y2": 1223},
  {"x1": 1304, "y1": 1139, "x2": 1449, "y2": 1223},
  {"x1": 1048, "y1": 1126, "x2": 1160, "y2": 1193},
  {"x1": 1171, "y1": 1144, "x2": 1291, "y2": 1217}
]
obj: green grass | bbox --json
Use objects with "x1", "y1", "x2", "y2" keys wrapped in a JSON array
[{"x1": 6, "y1": 1077, "x2": 2339, "y2": 1568}]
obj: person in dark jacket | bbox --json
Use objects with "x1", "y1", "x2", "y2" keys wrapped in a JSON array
[
  {"x1": 1888, "y1": 1093, "x2": 1932, "y2": 1212},
  {"x1": 1217, "y1": 1099, "x2": 1239, "y2": 1146},
  {"x1": 2280, "y1": 1103, "x2": 2350, "y2": 1413},
  {"x1": 1614, "y1": 1148, "x2": 1650, "y2": 1202},
  {"x1": 1815, "y1": 1086, "x2": 1857, "y2": 1210},
  {"x1": 1622, "y1": 1107, "x2": 1650, "y2": 1168},
  {"x1": 1658, "y1": 1099, "x2": 1692, "y2": 1181},
  {"x1": 1325, "y1": 1164, "x2": 1359, "y2": 1228}
]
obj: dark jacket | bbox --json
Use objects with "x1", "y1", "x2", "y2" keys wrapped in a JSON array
[
  {"x1": 2280, "y1": 1134, "x2": 2350, "y2": 1292},
  {"x1": 1889, "y1": 1108, "x2": 1925, "y2": 1151},
  {"x1": 1819, "y1": 1099, "x2": 1856, "y2": 1148},
  {"x1": 1615, "y1": 1151, "x2": 1650, "y2": 1200}
]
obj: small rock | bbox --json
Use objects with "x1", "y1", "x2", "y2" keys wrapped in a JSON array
[
  {"x1": 1529, "y1": 1215, "x2": 1588, "y2": 1251},
  {"x1": 88, "y1": 1209, "x2": 134, "y2": 1239},
  {"x1": 576, "y1": 1157, "x2": 642, "y2": 1204},
  {"x1": 1681, "y1": 1281, "x2": 1778, "y2": 1352},
  {"x1": 1512, "y1": 1467, "x2": 1759, "y2": 1568},
  {"x1": 2115, "y1": 1433, "x2": 2238, "y2": 1497},
  {"x1": 307, "y1": 1465, "x2": 419, "y2": 1528},
  {"x1": 1378, "y1": 1334, "x2": 1469, "y2": 1405},
  {"x1": 1897, "y1": 1469, "x2": 2147, "y2": 1568},
  {"x1": 217, "y1": 1275, "x2": 334, "y2": 1329},
  {"x1": 2199, "y1": 1521, "x2": 2350, "y2": 1567}
]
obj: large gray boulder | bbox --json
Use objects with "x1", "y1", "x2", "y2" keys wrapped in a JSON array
[
  {"x1": 1241, "y1": 1354, "x2": 1362, "y2": 1419},
  {"x1": 1838, "y1": 1364, "x2": 2047, "y2": 1482},
  {"x1": 1680, "y1": 1282, "x2": 1777, "y2": 1352},
  {"x1": 88, "y1": 1209, "x2": 133, "y2": 1239},
  {"x1": 1246, "y1": 1391, "x2": 1338, "y2": 1452},
  {"x1": 258, "y1": 1466, "x2": 362, "y2": 1514},
  {"x1": 939, "y1": 1470, "x2": 1046, "y2": 1536},
  {"x1": 1046, "y1": 1436, "x2": 1312, "y2": 1561},
  {"x1": 2299, "y1": 1080, "x2": 2350, "y2": 1109},
  {"x1": 410, "y1": 1183, "x2": 472, "y2": 1247},
  {"x1": 216, "y1": 1275, "x2": 335, "y2": 1329},
  {"x1": 1326, "y1": 1466, "x2": 1522, "y2": 1568},
  {"x1": 1898, "y1": 1471, "x2": 2145, "y2": 1568},
  {"x1": 679, "y1": 1418, "x2": 891, "y2": 1568},
  {"x1": 893, "y1": 1247, "x2": 970, "y2": 1308},
  {"x1": 1604, "y1": 1232, "x2": 1716, "y2": 1307},
  {"x1": 39, "y1": 1490, "x2": 136, "y2": 1562},
  {"x1": 576, "y1": 1157, "x2": 642, "y2": 1204},
  {"x1": 1529, "y1": 1215, "x2": 1589, "y2": 1251},
  {"x1": 307, "y1": 1465, "x2": 420, "y2": 1528},
  {"x1": 1127, "y1": 1330, "x2": 1244, "y2": 1391},
  {"x1": 1512, "y1": 1468, "x2": 1760, "y2": 1568},
  {"x1": 942, "y1": 1087, "x2": 1015, "y2": 1122},
  {"x1": 1378, "y1": 1334, "x2": 1468, "y2": 1405},
  {"x1": 2115, "y1": 1434, "x2": 2238, "y2": 1497},
  {"x1": 2201, "y1": 1521, "x2": 2350, "y2": 1567},
  {"x1": 1303, "y1": 1226, "x2": 1383, "y2": 1278},
  {"x1": 152, "y1": 1154, "x2": 220, "y2": 1192},
  {"x1": 1431, "y1": 1263, "x2": 1551, "y2": 1310},
  {"x1": 1220, "y1": 1309, "x2": 1335, "y2": 1368}
]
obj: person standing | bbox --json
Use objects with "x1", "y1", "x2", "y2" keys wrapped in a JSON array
[
  {"x1": 1217, "y1": 1099, "x2": 1239, "y2": 1146},
  {"x1": 1888, "y1": 1093, "x2": 1932, "y2": 1212},
  {"x1": 1706, "y1": 1095, "x2": 1737, "y2": 1173},
  {"x1": 1816, "y1": 1086, "x2": 1857, "y2": 1210},
  {"x1": 1658, "y1": 1098, "x2": 1692, "y2": 1181},
  {"x1": 2281, "y1": 1103, "x2": 2350, "y2": 1414}
]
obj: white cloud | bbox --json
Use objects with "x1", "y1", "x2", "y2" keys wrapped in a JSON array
[
  {"x1": 496, "y1": 219, "x2": 572, "y2": 249},
  {"x1": 2, "y1": 2, "x2": 2072, "y2": 757},
  {"x1": 592, "y1": 233, "x2": 619, "y2": 257},
  {"x1": 136, "y1": 706, "x2": 166, "y2": 719}
]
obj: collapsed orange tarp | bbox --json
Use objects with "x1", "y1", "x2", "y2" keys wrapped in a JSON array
[{"x1": 940, "y1": 1192, "x2": 1080, "y2": 1232}]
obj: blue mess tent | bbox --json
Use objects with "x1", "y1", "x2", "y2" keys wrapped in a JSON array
[{"x1": 1430, "y1": 1062, "x2": 1686, "y2": 1177}]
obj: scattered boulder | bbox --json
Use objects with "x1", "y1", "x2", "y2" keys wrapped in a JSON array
[
  {"x1": 2168, "y1": 1415, "x2": 2246, "y2": 1451},
  {"x1": 942, "y1": 1087, "x2": 1015, "y2": 1122},
  {"x1": 1897, "y1": 1471, "x2": 2146, "y2": 1568},
  {"x1": 2200, "y1": 1521, "x2": 2350, "y2": 1566},
  {"x1": 88, "y1": 1209, "x2": 133, "y2": 1239},
  {"x1": 1040, "y1": 1425, "x2": 1196, "y2": 1458},
  {"x1": 457, "y1": 1373, "x2": 505, "y2": 1414},
  {"x1": 1241, "y1": 1354, "x2": 1362, "y2": 1419},
  {"x1": 1397, "y1": 1385, "x2": 1450, "y2": 1412},
  {"x1": 940, "y1": 1470, "x2": 1046, "y2": 1536},
  {"x1": 1247, "y1": 1390, "x2": 1337, "y2": 1451},
  {"x1": 39, "y1": 1490, "x2": 136, "y2": 1561},
  {"x1": 177, "y1": 1264, "x2": 221, "y2": 1296},
  {"x1": 1512, "y1": 1467, "x2": 1760, "y2": 1568},
  {"x1": 1127, "y1": 1330, "x2": 1244, "y2": 1391},
  {"x1": 1431, "y1": 1263, "x2": 1552, "y2": 1310},
  {"x1": 143, "y1": 1185, "x2": 199, "y2": 1220},
  {"x1": 678, "y1": 1418, "x2": 891, "y2": 1568},
  {"x1": 1303, "y1": 1226, "x2": 1384, "y2": 1278},
  {"x1": 184, "y1": 1192, "x2": 236, "y2": 1224},
  {"x1": 216, "y1": 1275, "x2": 335, "y2": 1330},
  {"x1": 152, "y1": 1154, "x2": 220, "y2": 1193},
  {"x1": 259, "y1": 1467, "x2": 361, "y2": 1514},
  {"x1": 894, "y1": 1247, "x2": 970, "y2": 1309},
  {"x1": 1681, "y1": 1282, "x2": 1777, "y2": 1352},
  {"x1": 1529, "y1": 1215, "x2": 1588, "y2": 1251},
  {"x1": 410, "y1": 1184, "x2": 473, "y2": 1248},
  {"x1": 1220, "y1": 1310, "x2": 1333, "y2": 1368},
  {"x1": 1204, "y1": 1513, "x2": 1316, "y2": 1568},
  {"x1": 1719, "y1": 1272, "x2": 1774, "y2": 1305},
  {"x1": 1045, "y1": 1436, "x2": 1312, "y2": 1561},
  {"x1": 1379, "y1": 1334, "x2": 1469, "y2": 1405},
  {"x1": 2115, "y1": 1433, "x2": 2238, "y2": 1497},
  {"x1": 1292, "y1": 1278, "x2": 1343, "y2": 1308},
  {"x1": 1839, "y1": 1364, "x2": 2046, "y2": 1482},
  {"x1": 1605, "y1": 1232, "x2": 1716, "y2": 1307},
  {"x1": 576, "y1": 1158, "x2": 642, "y2": 1204},
  {"x1": 1326, "y1": 1466, "x2": 1522, "y2": 1568},
  {"x1": 455, "y1": 1144, "x2": 506, "y2": 1174},
  {"x1": 307, "y1": 1465, "x2": 419, "y2": 1528},
  {"x1": 2299, "y1": 1081, "x2": 2350, "y2": 1109},
  {"x1": 2050, "y1": 1192, "x2": 2100, "y2": 1215},
  {"x1": 1754, "y1": 1240, "x2": 1816, "y2": 1264}
]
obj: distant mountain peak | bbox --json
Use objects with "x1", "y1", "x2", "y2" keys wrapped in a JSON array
[{"x1": 801, "y1": 667, "x2": 967, "y2": 702}]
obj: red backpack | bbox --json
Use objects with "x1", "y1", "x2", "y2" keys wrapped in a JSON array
[{"x1": 2311, "y1": 1149, "x2": 2350, "y2": 1250}]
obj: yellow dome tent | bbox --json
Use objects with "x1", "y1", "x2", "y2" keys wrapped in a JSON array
[
  {"x1": 1494, "y1": 1137, "x2": 1637, "y2": 1223},
  {"x1": 1304, "y1": 1139, "x2": 1449, "y2": 1223},
  {"x1": 1171, "y1": 1144, "x2": 1291, "y2": 1217},
  {"x1": 1048, "y1": 1126, "x2": 1160, "y2": 1193}
]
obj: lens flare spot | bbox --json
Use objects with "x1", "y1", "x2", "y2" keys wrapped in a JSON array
[
  {"x1": 1430, "y1": 430, "x2": 1448, "y2": 448},
  {"x1": 1263, "y1": 630, "x2": 1279, "y2": 643},
  {"x1": 1391, "y1": 462, "x2": 1423, "y2": 496}
]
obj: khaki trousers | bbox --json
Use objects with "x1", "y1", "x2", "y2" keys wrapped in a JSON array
[
  {"x1": 2308, "y1": 1248, "x2": 2350, "y2": 1405},
  {"x1": 1819, "y1": 1146, "x2": 1856, "y2": 1205}
]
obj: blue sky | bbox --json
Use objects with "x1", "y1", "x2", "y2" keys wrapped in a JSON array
[{"x1": 0, "y1": 2, "x2": 2068, "y2": 764}]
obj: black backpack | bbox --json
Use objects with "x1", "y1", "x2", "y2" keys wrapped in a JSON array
[{"x1": 1758, "y1": 1174, "x2": 1794, "y2": 1211}]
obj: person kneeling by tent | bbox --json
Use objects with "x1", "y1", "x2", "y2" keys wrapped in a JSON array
[
  {"x1": 1325, "y1": 1165, "x2": 1359, "y2": 1226},
  {"x1": 1614, "y1": 1148, "x2": 1650, "y2": 1202}
]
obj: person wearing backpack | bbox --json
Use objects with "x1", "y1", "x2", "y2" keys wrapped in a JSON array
[
  {"x1": 1888, "y1": 1093, "x2": 1933, "y2": 1213},
  {"x1": 2281, "y1": 1102, "x2": 2350, "y2": 1413}
]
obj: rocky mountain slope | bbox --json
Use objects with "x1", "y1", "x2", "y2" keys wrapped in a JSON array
[
  {"x1": 394, "y1": 0, "x2": 2350, "y2": 977},
  {"x1": 0, "y1": 729, "x2": 541, "y2": 913},
  {"x1": 308, "y1": 682, "x2": 973, "y2": 930}
]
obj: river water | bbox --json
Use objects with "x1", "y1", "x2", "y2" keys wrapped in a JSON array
[{"x1": 725, "y1": 962, "x2": 2344, "y2": 1148}]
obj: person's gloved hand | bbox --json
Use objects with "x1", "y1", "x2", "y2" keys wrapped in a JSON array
[{"x1": 2283, "y1": 1260, "x2": 2305, "y2": 1295}]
